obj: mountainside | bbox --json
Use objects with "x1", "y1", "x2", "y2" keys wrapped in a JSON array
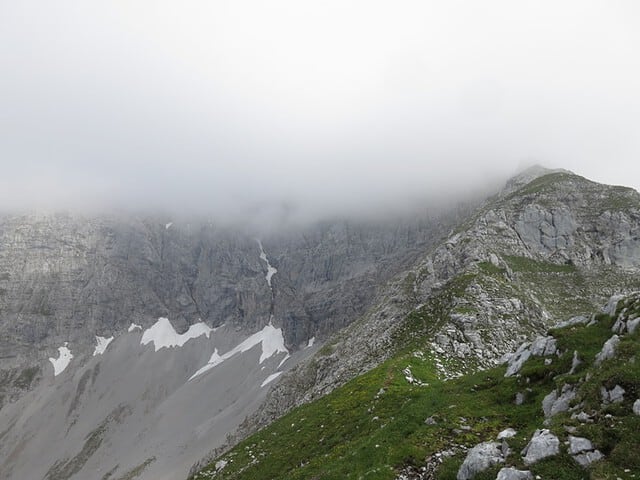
[
  {"x1": 2, "y1": 167, "x2": 640, "y2": 480},
  {"x1": 219, "y1": 169, "x2": 640, "y2": 451},
  {"x1": 0, "y1": 208, "x2": 456, "y2": 479},
  {"x1": 192, "y1": 292, "x2": 640, "y2": 480}
]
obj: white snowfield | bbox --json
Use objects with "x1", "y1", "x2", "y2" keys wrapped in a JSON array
[
  {"x1": 190, "y1": 323, "x2": 288, "y2": 380},
  {"x1": 93, "y1": 336, "x2": 114, "y2": 356},
  {"x1": 49, "y1": 344, "x2": 73, "y2": 376},
  {"x1": 256, "y1": 239, "x2": 278, "y2": 287},
  {"x1": 141, "y1": 318, "x2": 213, "y2": 352}
]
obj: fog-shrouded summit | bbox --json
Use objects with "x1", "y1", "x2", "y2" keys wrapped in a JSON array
[{"x1": 1, "y1": 1, "x2": 639, "y2": 220}]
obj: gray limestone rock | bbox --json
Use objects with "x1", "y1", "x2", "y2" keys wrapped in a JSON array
[
  {"x1": 595, "y1": 335, "x2": 620, "y2": 366},
  {"x1": 601, "y1": 384, "x2": 626, "y2": 404},
  {"x1": 603, "y1": 295, "x2": 624, "y2": 316},
  {"x1": 457, "y1": 442, "x2": 504, "y2": 480},
  {"x1": 521, "y1": 429, "x2": 560, "y2": 465},
  {"x1": 497, "y1": 428, "x2": 517, "y2": 440},
  {"x1": 496, "y1": 468, "x2": 533, "y2": 480},
  {"x1": 634, "y1": 399, "x2": 640, "y2": 415},
  {"x1": 574, "y1": 450, "x2": 604, "y2": 467},
  {"x1": 628, "y1": 317, "x2": 640, "y2": 334},
  {"x1": 555, "y1": 316, "x2": 589, "y2": 329},
  {"x1": 569, "y1": 350, "x2": 581, "y2": 374},
  {"x1": 567, "y1": 436, "x2": 594, "y2": 455},
  {"x1": 542, "y1": 384, "x2": 576, "y2": 418}
]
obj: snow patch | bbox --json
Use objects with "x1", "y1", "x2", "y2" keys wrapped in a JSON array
[
  {"x1": 165, "y1": 222, "x2": 173, "y2": 230},
  {"x1": 261, "y1": 371, "x2": 283, "y2": 388},
  {"x1": 93, "y1": 335, "x2": 114, "y2": 356},
  {"x1": 189, "y1": 323, "x2": 288, "y2": 380},
  {"x1": 141, "y1": 318, "x2": 213, "y2": 352},
  {"x1": 256, "y1": 239, "x2": 277, "y2": 287},
  {"x1": 128, "y1": 323, "x2": 142, "y2": 332},
  {"x1": 49, "y1": 344, "x2": 73, "y2": 376},
  {"x1": 307, "y1": 337, "x2": 316, "y2": 348}
]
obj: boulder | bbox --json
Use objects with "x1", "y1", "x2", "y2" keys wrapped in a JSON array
[
  {"x1": 567, "y1": 436, "x2": 593, "y2": 455},
  {"x1": 497, "y1": 428, "x2": 517, "y2": 440},
  {"x1": 594, "y1": 335, "x2": 620, "y2": 365},
  {"x1": 574, "y1": 450, "x2": 604, "y2": 467},
  {"x1": 633, "y1": 399, "x2": 640, "y2": 416},
  {"x1": 521, "y1": 429, "x2": 560, "y2": 465},
  {"x1": 542, "y1": 384, "x2": 576, "y2": 418},
  {"x1": 457, "y1": 442, "x2": 504, "y2": 480},
  {"x1": 602, "y1": 384, "x2": 626, "y2": 404},
  {"x1": 496, "y1": 468, "x2": 533, "y2": 480},
  {"x1": 530, "y1": 336, "x2": 557, "y2": 356},
  {"x1": 628, "y1": 317, "x2": 640, "y2": 334}
]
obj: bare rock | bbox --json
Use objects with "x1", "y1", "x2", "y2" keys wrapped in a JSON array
[
  {"x1": 543, "y1": 384, "x2": 576, "y2": 418},
  {"x1": 601, "y1": 385, "x2": 626, "y2": 404},
  {"x1": 497, "y1": 428, "x2": 517, "y2": 440},
  {"x1": 594, "y1": 335, "x2": 620, "y2": 366},
  {"x1": 521, "y1": 429, "x2": 560, "y2": 466},
  {"x1": 567, "y1": 436, "x2": 593, "y2": 455},
  {"x1": 496, "y1": 468, "x2": 533, "y2": 480},
  {"x1": 457, "y1": 442, "x2": 505, "y2": 480},
  {"x1": 574, "y1": 450, "x2": 604, "y2": 467}
]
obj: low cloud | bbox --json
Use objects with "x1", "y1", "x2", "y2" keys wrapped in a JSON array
[{"x1": 1, "y1": 1, "x2": 639, "y2": 223}]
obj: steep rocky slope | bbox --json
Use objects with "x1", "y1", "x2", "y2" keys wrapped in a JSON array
[
  {"x1": 191, "y1": 293, "x2": 640, "y2": 479},
  {"x1": 212, "y1": 169, "x2": 640, "y2": 462}
]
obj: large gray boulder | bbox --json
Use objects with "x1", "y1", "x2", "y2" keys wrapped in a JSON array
[
  {"x1": 567, "y1": 436, "x2": 593, "y2": 455},
  {"x1": 521, "y1": 429, "x2": 560, "y2": 465},
  {"x1": 457, "y1": 442, "x2": 504, "y2": 480}
]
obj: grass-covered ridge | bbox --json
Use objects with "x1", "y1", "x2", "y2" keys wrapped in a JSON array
[{"x1": 191, "y1": 294, "x2": 640, "y2": 480}]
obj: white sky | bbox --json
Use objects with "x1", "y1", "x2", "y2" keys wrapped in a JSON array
[{"x1": 1, "y1": 1, "x2": 639, "y2": 220}]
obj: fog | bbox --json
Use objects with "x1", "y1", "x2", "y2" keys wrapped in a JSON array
[{"x1": 1, "y1": 1, "x2": 639, "y2": 223}]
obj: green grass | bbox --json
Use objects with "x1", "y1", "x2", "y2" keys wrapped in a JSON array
[{"x1": 192, "y1": 295, "x2": 640, "y2": 480}]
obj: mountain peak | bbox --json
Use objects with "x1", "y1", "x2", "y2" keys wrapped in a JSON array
[{"x1": 505, "y1": 165, "x2": 573, "y2": 192}]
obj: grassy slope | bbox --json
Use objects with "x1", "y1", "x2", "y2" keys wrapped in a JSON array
[{"x1": 192, "y1": 295, "x2": 640, "y2": 480}]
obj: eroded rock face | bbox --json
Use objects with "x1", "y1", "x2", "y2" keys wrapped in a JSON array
[{"x1": 0, "y1": 213, "x2": 449, "y2": 406}]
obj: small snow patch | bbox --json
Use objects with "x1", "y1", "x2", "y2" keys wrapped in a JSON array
[
  {"x1": 257, "y1": 239, "x2": 278, "y2": 287},
  {"x1": 141, "y1": 318, "x2": 213, "y2": 352},
  {"x1": 93, "y1": 335, "x2": 114, "y2": 356},
  {"x1": 49, "y1": 344, "x2": 73, "y2": 376},
  {"x1": 189, "y1": 323, "x2": 289, "y2": 380},
  {"x1": 261, "y1": 371, "x2": 283, "y2": 387},
  {"x1": 307, "y1": 337, "x2": 316, "y2": 348},
  {"x1": 165, "y1": 222, "x2": 173, "y2": 230},
  {"x1": 128, "y1": 323, "x2": 142, "y2": 332}
]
